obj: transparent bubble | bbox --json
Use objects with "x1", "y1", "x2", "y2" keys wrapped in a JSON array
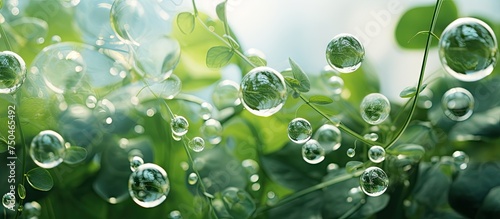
[
  {"x1": 266, "y1": 191, "x2": 279, "y2": 206},
  {"x1": 171, "y1": 115, "x2": 189, "y2": 136},
  {"x1": 360, "y1": 93, "x2": 391, "y2": 125},
  {"x1": 242, "y1": 159, "x2": 259, "y2": 175},
  {"x1": 452, "y1": 151, "x2": 469, "y2": 170},
  {"x1": 200, "y1": 119, "x2": 223, "y2": 145},
  {"x1": 326, "y1": 76, "x2": 344, "y2": 95},
  {"x1": 320, "y1": 65, "x2": 340, "y2": 81},
  {"x1": 30, "y1": 130, "x2": 66, "y2": 169},
  {"x1": 287, "y1": 118, "x2": 313, "y2": 144},
  {"x1": 212, "y1": 80, "x2": 241, "y2": 110},
  {"x1": 188, "y1": 137, "x2": 205, "y2": 152},
  {"x1": 240, "y1": 67, "x2": 287, "y2": 117},
  {"x1": 359, "y1": 167, "x2": 389, "y2": 197},
  {"x1": 326, "y1": 33, "x2": 365, "y2": 73},
  {"x1": 168, "y1": 210, "x2": 183, "y2": 219},
  {"x1": 129, "y1": 156, "x2": 144, "y2": 172},
  {"x1": 363, "y1": 133, "x2": 379, "y2": 142},
  {"x1": 23, "y1": 201, "x2": 41, "y2": 219},
  {"x1": 146, "y1": 74, "x2": 182, "y2": 99},
  {"x1": 347, "y1": 148, "x2": 355, "y2": 158},
  {"x1": 250, "y1": 174, "x2": 260, "y2": 183},
  {"x1": 2, "y1": 193, "x2": 15, "y2": 209},
  {"x1": 199, "y1": 102, "x2": 213, "y2": 120},
  {"x1": 0, "y1": 51, "x2": 26, "y2": 94},
  {"x1": 85, "y1": 95, "x2": 98, "y2": 109},
  {"x1": 133, "y1": 36, "x2": 180, "y2": 82},
  {"x1": 188, "y1": 172, "x2": 198, "y2": 185},
  {"x1": 110, "y1": 0, "x2": 176, "y2": 44},
  {"x1": 368, "y1": 145, "x2": 386, "y2": 163},
  {"x1": 128, "y1": 163, "x2": 170, "y2": 208},
  {"x1": 441, "y1": 87, "x2": 474, "y2": 121},
  {"x1": 313, "y1": 124, "x2": 341, "y2": 151},
  {"x1": 439, "y1": 17, "x2": 498, "y2": 82},
  {"x1": 302, "y1": 139, "x2": 325, "y2": 164}
]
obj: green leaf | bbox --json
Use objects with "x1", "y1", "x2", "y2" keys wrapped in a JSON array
[
  {"x1": 284, "y1": 76, "x2": 301, "y2": 88},
  {"x1": 399, "y1": 84, "x2": 428, "y2": 98},
  {"x1": 309, "y1": 95, "x2": 334, "y2": 105},
  {"x1": 386, "y1": 144, "x2": 425, "y2": 159},
  {"x1": 63, "y1": 146, "x2": 88, "y2": 165},
  {"x1": 18, "y1": 184, "x2": 26, "y2": 199},
  {"x1": 0, "y1": 136, "x2": 7, "y2": 153},
  {"x1": 288, "y1": 58, "x2": 311, "y2": 92},
  {"x1": 394, "y1": 122, "x2": 438, "y2": 150},
  {"x1": 26, "y1": 167, "x2": 54, "y2": 191},
  {"x1": 247, "y1": 55, "x2": 267, "y2": 67},
  {"x1": 477, "y1": 186, "x2": 500, "y2": 218},
  {"x1": 176, "y1": 12, "x2": 196, "y2": 35},
  {"x1": 346, "y1": 161, "x2": 363, "y2": 173},
  {"x1": 216, "y1": 2, "x2": 226, "y2": 22},
  {"x1": 206, "y1": 46, "x2": 234, "y2": 68}
]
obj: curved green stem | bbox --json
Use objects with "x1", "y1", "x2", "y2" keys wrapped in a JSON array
[{"x1": 13, "y1": 95, "x2": 27, "y2": 218}]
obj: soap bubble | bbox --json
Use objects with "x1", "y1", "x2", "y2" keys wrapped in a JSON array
[
  {"x1": 188, "y1": 137, "x2": 205, "y2": 152},
  {"x1": 313, "y1": 124, "x2": 342, "y2": 151},
  {"x1": 326, "y1": 33, "x2": 365, "y2": 73},
  {"x1": 441, "y1": 87, "x2": 474, "y2": 121},
  {"x1": 2, "y1": 193, "x2": 15, "y2": 209},
  {"x1": 359, "y1": 167, "x2": 389, "y2": 197},
  {"x1": 326, "y1": 76, "x2": 344, "y2": 95},
  {"x1": 360, "y1": 93, "x2": 391, "y2": 125},
  {"x1": 452, "y1": 151, "x2": 469, "y2": 170},
  {"x1": 0, "y1": 51, "x2": 27, "y2": 94},
  {"x1": 212, "y1": 80, "x2": 241, "y2": 110},
  {"x1": 30, "y1": 130, "x2": 66, "y2": 169},
  {"x1": 368, "y1": 145, "x2": 386, "y2": 163},
  {"x1": 128, "y1": 163, "x2": 170, "y2": 208},
  {"x1": 240, "y1": 67, "x2": 287, "y2": 117},
  {"x1": 302, "y1": 139, "x2": 325, "y2": 164},
  {"x1": 132, "y1": 36, "x2": 180, "y2": 82},
  {"x1": 171, "y1": 115, "x2": 189, "y2": 136},
  {"x1": 200, "y1": 119, "x2": 223, "y2": 145},
  {"x1": 288, "y1": 118, "x2": 313, "y2": 144},
  {"x1": 439, "y1": 17, "x2": 498, "y2": 82}
]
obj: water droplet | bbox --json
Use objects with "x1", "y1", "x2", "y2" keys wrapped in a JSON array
[
  {"x1": 0, "y1": 51, "x2": 27, "y2": 94},
  {"x1": 452, "y1": 151, "x2": 469, "y2": 170},
  {"x1": 288, "y1": 118, "x2": 312, "y2": 144},
  {"x1": 251, "y1": 183, "x2": 261, "y2": 191},
  {"x1": 360, "y1": 93, "x2": 391, "y2": 125},
  {"x1": 30, "y1": 130, "x2": 66, "y2": 169},
  {"x1": 240, "y1": 67, "x2": 287, "y2": 117},
  {"x1": 313, "y1": 124, "x2": 342, "y2": 151},
  {"x1": 200, "y1": 119, "x2": 223, "y2": 145},
  {"x1": 439, "y1": 17, "x2": 498, "y2": 82},
  {"x1": 133, "y1": 36, "x2": 180, "y2": 82},
  {"x1": 359, "y1": 167, "x2": 389, "y2": 197},
  {"x1": 2, "y1": 193, "x2": 15, "y2": 209},
  {"x1": 188, "y1": 137, "x2": 205, "y2": 152},
  {"x1": 168, "y1": 210, "x2": 183, "y2": 219},
  {"x1": 23, "y1": 201, "x2": 42, "y2": 218},
  {"x1": 368, "y1": 145, "x2": 386, "y2": 163},
  {"x1": 212, "y1": 80, "x2": 241, "y2": 110},
  {"x1": 128, "y1": 163, "x2": 170, "y2": 208},
  {"x1": 347, "y1": 148, "x2": 355, "y2": 158},
  {"x1": 326, "y1": 76, "x2": 344, "y2": 95},
  {"x1": 242, "y1": 159, "x2": 259, "y2": 174},
  {"x1": 302, "y1": 139, "x2": 325, "y2": 164},
  {"x1": 180, "y1": 161, "x2": 189, "y2": 171},
  {"x1": 188, "y1": 172, "x2": 198, "y2": 185},
  {"x1": 171, "y1": 115, "x2": 189, "y2": 136},
  {"x1": 327, "y1": 163, "x2": 339, "y2": 171},
  {"x1": 363, "y1": 133, "x2": 379, "y2": 141},
  {"x1": 326, "y1": 33, "x2": 365, "y2": 73},
  {"x1": 51, "y1": 35, "x2": 62, "y2": 43},
  {"x1": 249, "y1": 174, "x2": 260, "y2": 183},
  {"x1": 86, "y1": 95, "x2": 97, "y2": 108},
  {"x1": 266, "y1": 191, "x2": 279, "y2": 206},
  {"x1": 129, "y1": 156, "x2": 144, "y2": 172},
  {"x1": 441, "y1": 87, "x2": 474, "y2": 121},
  {"x1": 199, "y1": 102, "x2": 213, "y2": 120}
]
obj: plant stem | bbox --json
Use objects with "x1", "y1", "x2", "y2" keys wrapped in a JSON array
[
  {"x1": 13, "y1": 95, "x2": 28, "y2": 219},
  {"x1": 386, "y1": 0, "x2": 443, "y2": 150}
]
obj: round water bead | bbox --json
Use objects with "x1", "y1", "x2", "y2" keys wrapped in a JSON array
[
  {"x1": 326, "y1": 76, "x2": 344, "y2": 95},
  {"x1": 288, "y1": 118, "x2": 313, "y2": 144},
  {"x1": 240, "y1": 67, "x2": 287, "y2": 117},
  {"x1": 188, "y1": 137, "x2": 205, "y2": 152},
  {"x1": 302, "y1": 139, "x2": 325, "y2": 164},
  {"x1": 242, "y1": 159, "x2": 259, "y2": 175},
  {"x1": 360, "y1": 93, "x2": 391, "y2": 125},
  {"x1": 128, "y1": 163, "x2": 170, "y2": 208},
  {"x1": 368, "y1": 145, "x2": 386, "y2": 163},
  {"x1": 452, "y1": 151, "x2": 469, "y2": 170},
  {"x1": 439, "y1": 17, "x2": 498, "y2": 82},
  {"x1": 171, "y1": 115, "x2": 189, "y2": 136},
  {"x1": 441, "y1": 87, "x2": 474, "y2": 121},
  {"x1": 363, "y1": 133, "x2": 379, "y2": 142},
  {"x1": 168, "y1": 210, "x2": 183, "y2": 219},
  {"x1": 0, "y1": 51, "x2": 27, "y2": 94},
  {"x1": 23, "y1": 201, "x2": 42, "y2": 218},
  {"x1": 199, "y1": 102, "x2": 214, "y2": 120},
  {"x1": 347, "y1": 148, "x2": 356, "y2": 158},
  {"x1": 200, "y1": 119, "x2": 223, "y2": 145},
  {"x1": 212, "y1": 80, "x2": 241, "y2": 110},
  {"x1": 132, "y1": 36, "x2": 180, "y2": 82},
  {"x1": 30, "y1": 130, "x2": 66, "y2": 169},
  {"x1": 314, "y1": 124, "x2": 342, "y2": 151},
  {"x1": 359, "y1": 167, "x2": 389, "y2": 197},
  {"x1": 187, "y1": 172, "x2": 198, "y2": 185},
  {"x1": 326, "y1": 33, "x2": 365, "y2": 73},
  {"x1": 129, "y1": 156, "x2": 144, "y2": 172},
  {"x1": 2, "y1": 193, "x2": 15, "y2": 209}
]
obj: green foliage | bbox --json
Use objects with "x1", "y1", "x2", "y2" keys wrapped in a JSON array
[
  {"x1": 63, "y1": 146, "x2": 88, "y2": 165},
  {"x1": 206, "y1": 46, "x2": 234, "y2": 68},
  {"x1": 288, "y1": 58, "x2": 311, "y2": 92},
  {"x1": 26, "y1": 167, "x2": 54, "y2": 191},
  {"x1": 308, "y1": 95, "x2": 333, "y2": 105},
  {"x1": 177, "y1": 12, "x2": 196, "y2": 34}
]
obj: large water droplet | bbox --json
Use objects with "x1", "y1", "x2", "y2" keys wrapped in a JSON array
[
  {"x1": 187, "y1": 172, "x2": 198, "y2": 185},
  {"x1": 188, "y1": 137, "x2": 205, "y2": 152},
  {"x1": 0, "y1": 51, "x2": 26, "y2": 94},
  {"x1": 359, "y1": 167, "x2": 389, "y2": 197},
  {"x1": 313, "y1": 124, "x2": 341, "y2": 151},
  {"x1": 133, "y1": 36, "x2": 180, "y2": 82},
  {"x1": 368, "y1": 145, "x2": 386, "y2": 163},
  {"x1": 360, "y1": 93, "x2": 391, "y2": 125},
  {"x1": 200, "y1": 119, "x2": 223, "y2": 145},
  {"x1": 171, "y1": 115, "x2": 189, "y2": 136},
  {"x1": 29, "y1": 130, "x2": 66, "y2": 169},
  {"x1": 441, "y1": 87, "x2": 474, "y2": 121},
  {"x1": 23, "y1": 201, "x2": 42, "y2": 218},
  {"x1": 452, "y1": 151, "x2": 469, "y2": 170},
  {"x1": 212, "y1": 80, "x2": 241, "y2": 110},
  {"x1": 2, "y1": 193, "x2": 15, "y2": 209},
  {"x1": 128, "y1": 163, "x2": 170, "y2": 208},
  {"x1": 302, "y1": 139, "x2": 325, "y2": 164},
  {"x1": 326, "y1": 33, "x2": 365, "y2": 73},
  {"x1": 288, "y1": 118, "x2": 312, "y2": 144},
  {"x1": 439, "y1": 17, "x2": 498, "y2": 82},
  {"x1": 240, "y1": 67, "x2": 287, "y2": 117}
]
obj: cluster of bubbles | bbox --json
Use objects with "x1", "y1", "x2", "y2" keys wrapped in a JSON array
[
  {"x1": 0, "y1": 51, "x2": 27, "y2": 94},
  {"x1": 128, "y1": 162, "x2": 171, "y2": 208}
]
